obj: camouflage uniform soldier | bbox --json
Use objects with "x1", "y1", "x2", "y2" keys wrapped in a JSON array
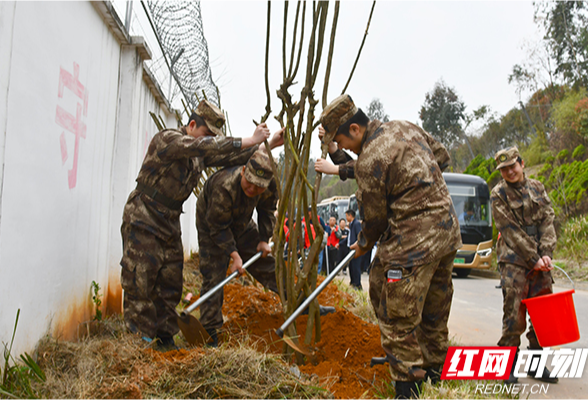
[
  {"x1": 318, "y1": 95, "x2": 462, "y2": 399},
  {"x1": 120, "y1": 100, "x2": 283, "y2": 350},
  {"x1": 196, "y1": 150, "x2": 279, "y2": 346},
  {"x1": 491, "y1": 147, "x2": 558, "y2": 384}
]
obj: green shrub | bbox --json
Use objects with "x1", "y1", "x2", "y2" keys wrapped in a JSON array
[
  {"x1": 539, "y1": 163, "x2": 553, "y2": 178},
  {"x1": 464, "y1": 156, "x2": 497, "y2": 183},
  {"x1": 555, "y1": 215, "x2": 588, "y2": 266},
  {"x1": 546, "y1": 159, "x2": 588, "y2": 216},
  {"x1": 572, "y1": 144, "x2": 586, "y2": 160},
  {"x1": 520, "y1": 131, "x2": 551, "y2": 167},
  {"x1": 557, "y1": 149, "x2": 570, "y2": 161},
  {"x1": 487, "y1": 169, "x2": 502, "y2": 189}
]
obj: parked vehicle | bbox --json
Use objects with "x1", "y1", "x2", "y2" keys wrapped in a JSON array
[
  {"x1": 346, "y1": 174, "x2": 492, "y2": 278},
  {"x1": 317, "y1": 196, "x2": 350, "y2": 223},
  {"x1": 443, "y1": 173, "x2": 493, "y2": 278},
  {"x1": 348, "y1": 194, "x2": 359, "y2": 217}
]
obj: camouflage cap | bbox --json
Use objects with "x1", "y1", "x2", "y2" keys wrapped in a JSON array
[
  {"x1": 195, "y1": 99, "x2": 225, "y2": 137},
  {"x1": 320, "y1": 94, "x2": 358, "y2": 144},
  {"x1": 244, "y1": 150, "x2": 274, "y2": 189},
  {"x1": 495, "y1": 146, "x2": 520, "y2": 169}
]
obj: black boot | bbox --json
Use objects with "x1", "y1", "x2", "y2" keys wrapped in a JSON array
[
  {"x1": 205, "y1": 328, "x2": 218, "y2": 348},
  {"x1": 504, "y1": 349, "x2": 519, "y2": 385},
  {"x1": 529, "y1": 354, "x2": 559, "y2": 383},
  {"x1": 156, "y1": 335, "x2": 178, "y2": 352},
  {"x1": 424, "y1": 365, "x2": 442, "y2": 385},
  {"x1": 394, "y1": 380, "x2": 422, "y2": 399}
]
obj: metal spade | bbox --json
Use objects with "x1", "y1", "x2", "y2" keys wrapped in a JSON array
[
  {"x1": 179, "y1": 243, "x2": 273, "y2": 346},
  {"x1": 275, "y1": 249, "x2": 356, "y2": 355}
]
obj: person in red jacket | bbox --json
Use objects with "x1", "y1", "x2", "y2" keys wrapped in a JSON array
[{"x1": 325, "y1": 216, "x2": 339, "y2": 274}]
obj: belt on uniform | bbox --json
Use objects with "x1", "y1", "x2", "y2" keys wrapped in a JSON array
[{"x1": 136, "y1": 182, "x2": 182, "y2": 210}]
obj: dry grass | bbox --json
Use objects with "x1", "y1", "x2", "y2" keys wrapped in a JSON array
[
  {"x1": 18, "y1": 255, "x2": 514, "y2": 399},
  {"x1": 332, "y1": 278, "x2": 378, "y2": 325},
  {"x1": 373, "y1": 379, "x2": 516, "y2": 399},
  {"x1": 31, "y1": 316, "x2": 331, "y2": 399}
]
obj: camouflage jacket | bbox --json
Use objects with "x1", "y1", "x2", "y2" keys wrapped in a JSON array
[
  {"x1": 122, "y1": 127, "x2": 256, "y2": 241},
  {"x1": 196, "y1": 166, "x2": 278, "y2": 256},
  {"x1": 491, "y1": 176, "x2": 556, "y2": 269},
  {"x1": 329, "y1": 149, "x2": 355, "y2": 180},
  {"x1": 355, "y1": 120, "x2": 462, "y2": 268},
  {"x1": 329, "y1": 122, "x2": 451, "y2": 183}
]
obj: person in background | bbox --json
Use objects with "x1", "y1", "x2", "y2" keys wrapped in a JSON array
[
  {"x1": 306, "y1": 207, "x2": 330, "y2": 274},
  {"x1": 345, "y1": 209, "x2": 363, "y2": 290},
  {"x1": 491, "y1": 146, "x2": 558, "y2": 385},
  {"x1": 336, "y1": 218, "x2": 350, "y2": 275},
  {"x1": 325, "y1": 215, "x2": 339, "y2": 274}
]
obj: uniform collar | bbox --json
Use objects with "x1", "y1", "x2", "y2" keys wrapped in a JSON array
[
  {"x1": 505, "y1": 173, "x2": 527, "y2": 189},
  {"x1": 180, "y1": 126, "x2": 188, "y2": 136},
  {"x1": 359, "y1": 120, "x2": 383, "y2": 154}
]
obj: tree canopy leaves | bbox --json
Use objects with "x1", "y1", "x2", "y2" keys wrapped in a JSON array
[{"x1": 419, "y1": 79, "x2": 466, "y2": 149}]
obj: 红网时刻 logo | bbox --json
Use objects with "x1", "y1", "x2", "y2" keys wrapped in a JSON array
[{"x1": 441, "y1": 347, "x2": 588, "y2": 380}]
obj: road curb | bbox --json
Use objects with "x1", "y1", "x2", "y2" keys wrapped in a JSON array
[
  {"x1": 468, "y1": 268, "x2": 588, "y2": 292},
  {"x1": 469, "y1": 269, "x2": 500, "y2": 279}
]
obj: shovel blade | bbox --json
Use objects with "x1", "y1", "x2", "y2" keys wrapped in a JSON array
[
  {"x1": 178, "y1": 313, "x2": 211, "y2": 346},
  {"x1": 282, "y1": 335, "x2": 313, "y2": 356}
]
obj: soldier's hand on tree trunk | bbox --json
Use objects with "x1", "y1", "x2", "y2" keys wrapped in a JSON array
[
  {"x1": 252, "y1": 123, "x2": 271, "y2": 144},
  {"x1": 315, "y1": 158, "x2": 339, "y2": 175},
  {"x1": 268, "y1": 127, "x2": 285, "y2": 149},
  {"x1": 318, "y1": 126, "x2": 338, "y2": 154},
  {"x1": 230, "y1": 251, "x2": 245, "y2": 275}
]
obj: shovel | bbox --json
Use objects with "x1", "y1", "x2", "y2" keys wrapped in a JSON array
[
  {"x1": 275, "y1": 249, "x2": 356, "y2": 354},
  {"x1": 178, "y1": 242, "x2": 274, "y2": 346}
]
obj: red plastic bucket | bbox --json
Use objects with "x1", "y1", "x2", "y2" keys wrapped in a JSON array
[{"x1": 523, "y1": 282, "x2": 580, "y2": 347}]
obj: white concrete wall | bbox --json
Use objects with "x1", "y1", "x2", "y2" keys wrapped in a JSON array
[{"x1": 0, "y1": 1, "x2": 197, "y2": 357}]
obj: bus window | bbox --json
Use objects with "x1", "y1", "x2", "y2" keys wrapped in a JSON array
[
  {"x1": 349, "y1": 195, "x2": 358, "y2": 214},
  {"x1": 447, "y1": 185, "x2": 491, "y2": 227}
]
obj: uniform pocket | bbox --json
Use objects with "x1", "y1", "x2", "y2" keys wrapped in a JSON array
[{"x1": 383, "y1": 267, "x2": 419, "y2": 320}]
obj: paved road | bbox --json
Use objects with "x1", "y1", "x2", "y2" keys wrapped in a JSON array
[
  {"x1": 450, "y1": 274, "x2": 587, "y2": 399},
  {"x1": 336, "y1": 270, "x2": 587, "y2": 398}
]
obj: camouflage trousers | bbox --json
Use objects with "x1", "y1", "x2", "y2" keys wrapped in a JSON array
[
  {"x1": 369, "y1": 250, "x2": 456, "y2": 382},
  {"x1": 497, "y1": 262, "x2": 553, "y2": 349},
  {"x1": 120, "y1": 222, "x2": 183, "y2": 339},
  {"x1": 199, "y1": 221, "x2": 278, "y2": 332}
]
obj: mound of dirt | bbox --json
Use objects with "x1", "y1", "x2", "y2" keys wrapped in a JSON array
[{"x1": 219, "y1": 277, "x2": 390, "y2": 399}]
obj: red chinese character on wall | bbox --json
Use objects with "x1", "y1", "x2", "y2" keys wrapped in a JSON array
[{"x1": 55, "y1": 63, "x2": 88, "y2": 189}]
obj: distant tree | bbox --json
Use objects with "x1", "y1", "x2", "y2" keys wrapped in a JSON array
[
  {"x1": 549, "y1": 88, "x2": 588, "y2": 153},
  {"x1": 365, "y1": 98, "x2": 390, "y2": 122},
  {"x1": 419, "y1": 80, "x2": 466, "y2": 149},
  {"x1": 537, "y1": 1, "x2": 588, "y2": 88},
  {"x1": 317, "y1": 174, "x2": 358, "y2": 202},
  {"x1": 508, "y1": 39, "x2": 560, "y2": 100}
]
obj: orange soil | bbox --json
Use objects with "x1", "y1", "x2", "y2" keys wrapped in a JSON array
[{"x1": 221, "y1": 277, "x2": 391, "y2": 399}]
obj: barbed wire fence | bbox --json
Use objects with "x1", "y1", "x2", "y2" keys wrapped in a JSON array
[{"x1": 145, "y1": 0, "x2": 220, "y2": 111}]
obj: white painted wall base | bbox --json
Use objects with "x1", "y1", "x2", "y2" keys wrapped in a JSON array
[{"x1": 0, "y1": 1, "x2": 199, "y2": 357}]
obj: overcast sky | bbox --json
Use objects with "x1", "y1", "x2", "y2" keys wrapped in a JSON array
[{"x1": 200, "y1": 1, "x2": 542, "y2": 158}]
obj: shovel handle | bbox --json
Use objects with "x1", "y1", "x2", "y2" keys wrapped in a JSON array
[
  {"x1": 183, "y1": 242, "x2": 275, "y2": 315},
  {"x1": 276, "y1": 249, "x2": 356, "y2": 336}
]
